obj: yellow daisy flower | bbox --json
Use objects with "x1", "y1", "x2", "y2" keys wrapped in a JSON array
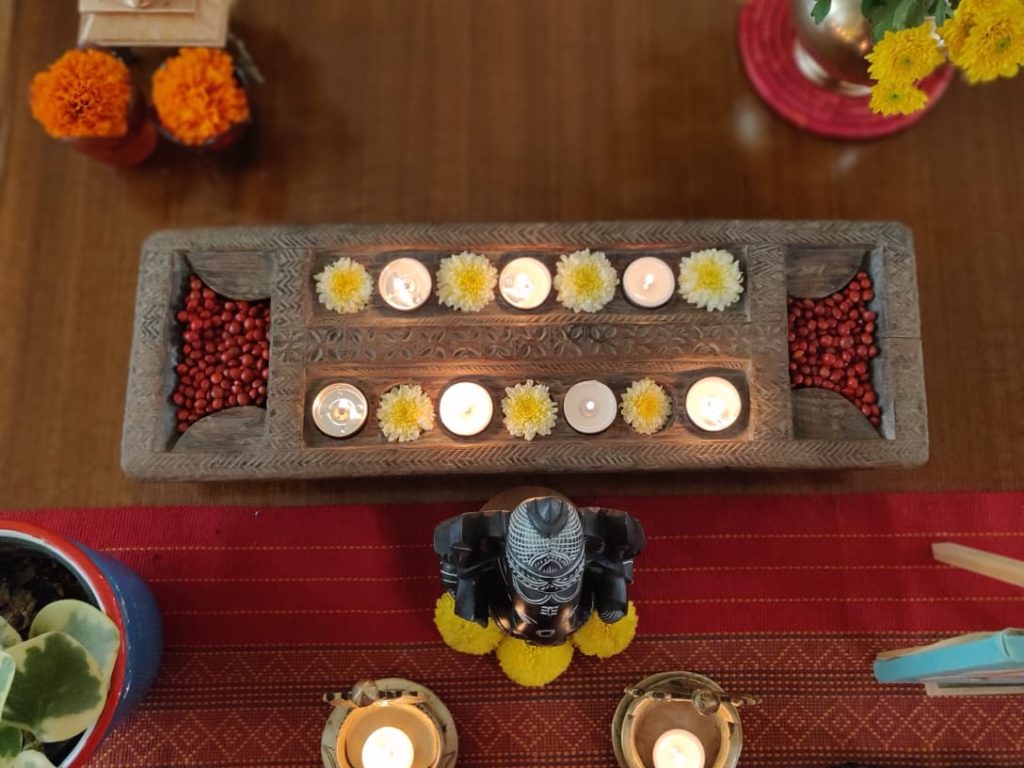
[
  {"x1": 620, "y1": 378, "x2": 672, "y2": 435},
  {"x1": 315, "y1": 257, "x2": 373, "y2": 314},
  {"x1": 867, "y1": 23, "x2": 945, "y2": 83},
  {"x1": 496, "y1": 637, "x2": 574, "y2": 687},
  {"x1": 436, "y1": 251, "x2": 498, "y2": 312},
  {"x1": 572, "y1": 601, "x2": 638, "y2": 659},
  {"x1": 502, "y1": 380, "x2": 557, "y2": 441},
  {"x1": 434, "y1": 593, "x2": 502, "y2": 655},
  {"x1": 377, "y1": 384, "x2": 435, "y2": 443},
  {"x1": 869, "y1": 79, "x2": 930, "y2": 115},
  {"x1": 678, "y1": 249, "x2": 744, "y2": 311},
  {"x1": 958, "y1": 7, "x2": 1024, "y2": 82},
  {"x1": 554, "y1": 249, "x2": 619, "y2": 313}
]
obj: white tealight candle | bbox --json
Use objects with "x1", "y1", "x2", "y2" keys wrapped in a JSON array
[
  {"x1": 361, "y1": 726, "x2": 415, "y2": 768},
  {"x1": 311, "y1": 383, "x2": 368, "y2": 439},
  {"x1": 685, "y1": 376, "x2": 742, "y2": 432},
  {"x1": 652, "y1": 728, "x2": 706, "y2": 768},
  {"x1": 379, "y1": 258, "x2": 432, "y2": 311},
  {"x1": 499, "y1": 257, "x2": 552, "y2": 310},
  {"x1": 623, "y1": 256, "x2": 675, "y2": 308},
  {"x1": 563, "y1": 380, "x2": 616, "y2": 434},
  {"x1": 438, "y1": 382, "x2": 494, "y2": 437}
]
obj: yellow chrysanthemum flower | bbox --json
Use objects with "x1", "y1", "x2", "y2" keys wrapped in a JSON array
[
  {"x1": 869, "y1": 79, "x2": 930, "y2": 115},
  {"x1": 678, "y1": 249, "x2": 744, "y2": 311},
  {"x1": 941, "y1": 9, "x2": 977, "y2": 62},
  {"x1": 867, "y1": 23, "x2": 945, "y2": 83},
  {"x1": 958, "y1": 7, "x2": 1024, "y2": 82},
  {"x1": 502, "y1": 380, "x2": 557, "y2": 441},
  {"x1": 620, "y1": 378, "x2": 672, "y2": 435},
  {"x1": 496, "y1": 637, "x2": 574, "y2": 687},
  {"x1": 572, "y1": 601, "x2": 638, "y2": 659},
  {"x1": 377, "y1": 384, "x2": 435, "y2": 443},
  {"x1": 960, "y1": 0, "x2": 1021, "y2": 17},
  {"x1": 434, "y1": 593, "x2": 503, "y2": 655},
  {"x1": 436, "y1": 251, "x2": 498, "y2": 312},
  {"x1": 554, "y1": 249, "x2": 619, "y2": 313},
  {"x1": 315, "y1": 257, "x2": 373, "y2": 314}
]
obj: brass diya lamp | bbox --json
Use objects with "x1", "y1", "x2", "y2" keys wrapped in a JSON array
[
  {"x1": 612, "y1": 671, "x2": 758, "y2": 768},
  {"x1": 321, "y1": 679, "x2": 458, "y2": 768}
]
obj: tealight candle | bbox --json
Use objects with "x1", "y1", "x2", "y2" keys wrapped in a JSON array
[
  {"x1": 438, "y1": 382, "x2": 494, "y2": 437},
  {"x1": 499, "y1": 257, "x2": 552, "y2": 310},
  {"x1": 361, "y1": 726, "x2": 415, "y2": 768},
  {"x1": 563, "y1": 380, "x2": 617, "y2": 434},
  {"x1": 623, "y1": 256, "x2": 675, "y2": 309},
  {"x1": 379, "y1": 258, "x2": 432, "y2": 311},
  {"x1": 652, "y1": 728, "x2": 706, "y2": 768},
  {"x1": 311, "y1": 382, "x2": 368, "y2": 438},
  {"x1": 685, "y1": 376, "x2": 742, "y2": 432}
]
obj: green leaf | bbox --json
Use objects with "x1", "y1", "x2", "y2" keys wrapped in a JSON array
[
  {"x1": 0, "y1": 621, "x2": 20, "y2": 651},
  {"x1": 811, "y1": 0, "x2": 833, "y2": 23},
  {"x1": 12, "y1": 752, "x2": 55, "y2": 768},
  {"x1": 932, "y1": 0, "x2": 953, "y2": 26},
  {"x1": 29, "y1": 601, "x2": 120, "y2": 684},
  {"x1": 0, "y1": 725, "x2": 22, "y2": 768},
  {"x1": 865, "y1": 0, "x2": 930, "y2": 40},
  {"x1": 0, "y1": 653, "x2": 14, "y2": 716},
  {"x1": 2, "y1": 633, "x2": 108, "y2": 744}
]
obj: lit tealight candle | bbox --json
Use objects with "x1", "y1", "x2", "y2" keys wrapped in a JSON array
[
  {"x1": 685, "y1": 376, "x2": 742, "y2": 432},
  {"x1": 622, "y1": 256, "x2": 675, "y2": 309},
  {"x1": 361, "y1": 726, "x2": 415, "y2": 768},
  {"x1": 563, "y1": 380, "x2": 617, "y2": 434},
  {"x1": 652, "y1": 728, "x2": 706, "y2": 768},
  {"x1": 499, "y1": 257, "x2": 552, "y2": 310},
  {"x1": 438, "y1": 382, "x2": 494, "y2": 437},
  {"x1": 379, "y1": 257, "x2": 432, "y2": 311},
  {"x1": 311, "y1": 383, "x2": 368, "y2": 438}
]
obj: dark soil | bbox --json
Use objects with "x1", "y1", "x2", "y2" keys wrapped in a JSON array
[{"x1": 0, "y1": 544, "x2": 91, "y2": 639}]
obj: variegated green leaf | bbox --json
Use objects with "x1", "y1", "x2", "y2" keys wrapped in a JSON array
[
  {"x1": 2, "y1": 633, "x2": 109, "y2": 744},
  {"x1": 0, "y1": 652, "x2": 14, "y2": 715},
  {"x1": 12, "y1": 751, "x2": 55, "y2": 768},
  {"x1": 29, "y1": 601, "x2": 120, "y2": 684},
  {"x1": 0, "y1": 725, "x2": 22, "y2": 768},
  {"x1": 0, "y1": 620, "x2": 20, "y2": 650}
]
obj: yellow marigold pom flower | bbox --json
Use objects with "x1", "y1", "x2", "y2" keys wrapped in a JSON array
[
  {"x1": 869, "y1": 80, "x2": 929, "y2": 116},
  {"x1": 573, "y1": 601, "x2": 639, "y2": 659},
  {"x1": 315, "y1": 257, "x2": 373, "y2": 314},
  {"x1": 437, "y1": 251, "x2": 498, "y2": 312},
  {"x1": 496, "y1": 637, "x2": 574, "y2": 687},
  {"x1": 434, "y1": 593, "x2": 503, "y2": 655},
  {"x1": 867, "y1": 24, "x2": 945, "y2": 84},
  {"x1": 957, "y1": 7, "x2": 1024, "y2": 82},
  {"x1": 678, "y1": 249, "x2": 744, "y2": 311},
  {"x1": 620, "y1": 378, "x2": 672, "y2": 435},
  {"x1": 554, "y1": 249, "x2": 619, "y2": 313},
  {"x1": 502, "y1": 380, "x2": 558, "y2": 441},
  {"x1": 377, "y1": 384, "x2": 435, "y2": 443}
]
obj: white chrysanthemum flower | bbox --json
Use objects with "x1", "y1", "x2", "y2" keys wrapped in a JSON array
[
  {"x1": 315, "y1": 257, "x2": 373, "y2": 314},
  {"x1": 437, "y1": 251, "x2": 498, "y2": 312},
  {"x1": 502, "y1": 380, "x2": 558, "y2": 441},
  {"x1": 377, "y1": 384, "x2": 435, "y2": 443},
  {"x1": 554, "y1": 249, "x2": 619, "y2": 313},
  {"x1": 620, "y1": 378, "x2": 672, "y2": 435},
  {"x1": 678, "y1": 249, "x2": 744, "y2": 311}
]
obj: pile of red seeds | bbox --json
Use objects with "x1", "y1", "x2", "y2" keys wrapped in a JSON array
[
  {"x1": 172, "y1": 276, "x2": 270, "y2": 434},
  {"x1": 787, "y1": 271, "x2": 881, "y2": 428}
]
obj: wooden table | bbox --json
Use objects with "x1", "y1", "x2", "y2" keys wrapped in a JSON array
[{"x1": 1, "y1": 0, "x2": 1021, "y2": 509}]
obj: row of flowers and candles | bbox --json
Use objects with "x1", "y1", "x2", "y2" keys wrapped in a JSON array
[
  {"x1": 314, "y1": 248, "x2": 746, "y2": 315},
  {"x1": 310, "y1": 375, "x2": 745, "y2": 442}
]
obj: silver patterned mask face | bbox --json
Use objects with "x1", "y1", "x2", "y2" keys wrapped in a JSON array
[{"x1": 499, "y1": 497, "x2": 586, "y2": 644}]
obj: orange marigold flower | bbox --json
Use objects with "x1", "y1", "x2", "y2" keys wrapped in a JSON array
[
  {"x1": 30, "y1": 49, "x2": 132, "y2": 139},
  {"x1": 152, "y1": 48, "x2": 250, "y2": 146}
]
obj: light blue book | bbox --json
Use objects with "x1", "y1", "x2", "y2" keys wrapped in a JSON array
[{"x1": 874, "y1": 630, "x2": 1024, "y2": 694}]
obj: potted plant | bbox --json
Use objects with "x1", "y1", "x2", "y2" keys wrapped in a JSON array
[{"x1": 0, "y1": 522, "x2": 162, "y2": 767}]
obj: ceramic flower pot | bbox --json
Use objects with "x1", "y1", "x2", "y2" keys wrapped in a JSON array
[{"x1": 0, "y1": 521, "x2": 163, "y2": 767}]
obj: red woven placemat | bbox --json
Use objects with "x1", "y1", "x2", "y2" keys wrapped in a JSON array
[{"x1": 7, "y1": 493, "x2": 1024, "y2": 767}]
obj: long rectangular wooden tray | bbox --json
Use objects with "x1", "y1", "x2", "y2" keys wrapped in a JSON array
[{"x1": 122, "y1": 221, "x2": 927, "y2": 480}]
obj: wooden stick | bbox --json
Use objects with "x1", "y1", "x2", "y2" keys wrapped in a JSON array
[{"x1": 932, "y1": 542, "x2": 1024, "y2": 588}]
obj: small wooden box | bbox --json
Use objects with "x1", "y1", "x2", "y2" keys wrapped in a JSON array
[{"x1": 122, "y1": 221, "x2": 927, "y2": 481}]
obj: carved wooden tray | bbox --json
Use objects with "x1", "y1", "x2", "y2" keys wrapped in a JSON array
[{"x1": 122, "y1": 221, "x2": 927, "y2": 480}]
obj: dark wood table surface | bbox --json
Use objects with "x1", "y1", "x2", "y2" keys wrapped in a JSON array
[{"x1": 1, "y1": 0, "x2": 1021, "y2": 509}]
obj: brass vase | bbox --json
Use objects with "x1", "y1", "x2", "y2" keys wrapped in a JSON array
[{"x1": 790, "y1": 0, "x2": 875, "y2": 94}]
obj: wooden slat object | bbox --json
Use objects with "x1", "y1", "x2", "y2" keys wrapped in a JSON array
[
  {"x1": 121, "y1": 220, "x2": 928, "y2": 480},
  {"x1": 932, "y1": 542, "x2": 1024, "y2": 588}
]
